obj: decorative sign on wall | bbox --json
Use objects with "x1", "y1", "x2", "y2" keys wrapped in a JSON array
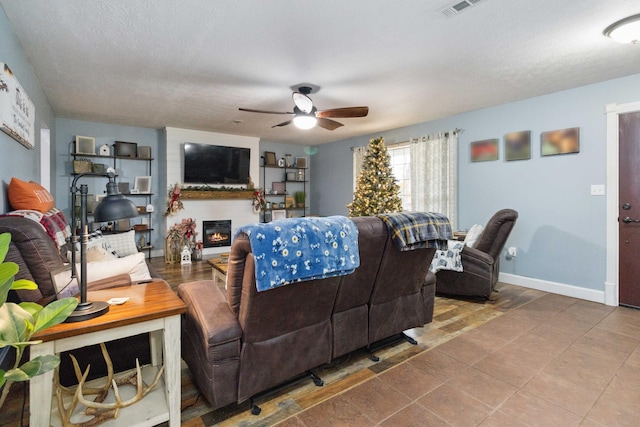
[{"x1": 0, "y1": 63, "x2": 35, "y2": 149}]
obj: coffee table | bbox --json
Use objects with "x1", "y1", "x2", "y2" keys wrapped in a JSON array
[
  {"x1": 207, "y1": 255, "x2": 229, "y2": 287},
  {"x1": 29, "y1": 280, "x2": 186, "y2": 427}
]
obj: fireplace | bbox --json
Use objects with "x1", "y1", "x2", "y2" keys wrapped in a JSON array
[{"x1": 203, "y1": 220, "x2": 232, "y2": 248}]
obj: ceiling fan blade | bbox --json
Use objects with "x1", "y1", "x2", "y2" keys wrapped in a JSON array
[
  {"x1": 239, "y1": 108, "x2": 293, "y2": 115},
  {"x1": 272, "y1": 120, "x2": 294, "y2": 128},
  {"x1": 316, "y1": 106, "x2": 369, "y2": 119},
  {"x1": 317, "y1": 118, "x2": 344, "y2": 131}
]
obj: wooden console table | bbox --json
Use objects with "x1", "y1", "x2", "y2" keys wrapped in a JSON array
[{"x1": 29, "y1": 281, "x2": 186, "y2": 427}]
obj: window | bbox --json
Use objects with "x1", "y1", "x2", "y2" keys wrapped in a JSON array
[{"x1": 388, "y1": 144, "x2": 412, "y2": 211}]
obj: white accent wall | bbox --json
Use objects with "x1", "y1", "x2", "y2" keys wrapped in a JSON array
[{"x1": 165, "y1": 127, "x2": 260, "y2": 256}]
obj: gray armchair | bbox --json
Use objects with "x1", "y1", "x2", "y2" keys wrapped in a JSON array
[{"x1": 436, "y1": 209, "x2": 518, "y2": 299}]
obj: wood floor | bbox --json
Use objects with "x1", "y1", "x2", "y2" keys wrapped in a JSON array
[{"x1": 0, "y1": 257, "x2": 546, "y2": 426}]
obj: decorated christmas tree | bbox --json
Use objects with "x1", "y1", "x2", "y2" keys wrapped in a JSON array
[{"x1": 348, "y1": 137, "x2": 402, "y2": 217}]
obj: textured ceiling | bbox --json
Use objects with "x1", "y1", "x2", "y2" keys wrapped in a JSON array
[{"x1": 1, "y1": 0, "x2": 640, "y2": 145}]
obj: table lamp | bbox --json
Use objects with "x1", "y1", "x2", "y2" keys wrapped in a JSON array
[{"x1": 66, "y1": 168, "x2": 139, "y2": 322}]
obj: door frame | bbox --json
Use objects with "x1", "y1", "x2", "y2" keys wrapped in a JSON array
[{"x1": 605, "y1": 101, "x2": 640, "y2": 306}]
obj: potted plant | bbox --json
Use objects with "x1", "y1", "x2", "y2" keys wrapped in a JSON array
[
  {"x1": 0, "y1": 233, "x2": 78, "y2": 409},
  {"x1": 294, "y1": 191, "x2": 306, "y2": 208}
]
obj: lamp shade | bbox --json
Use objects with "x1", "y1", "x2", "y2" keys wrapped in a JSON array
[
  {"x1": 93, "y1": 181, "x2": 139, "y2": 222},
  {"x1": 293, "y1": 114, "x2": 317, "y2": 129}
]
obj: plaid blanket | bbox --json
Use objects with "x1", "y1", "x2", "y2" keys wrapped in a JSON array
[
  {"x1": 236, "y1": 216, "x2": 360, "y2": 292},
  {"x1": 1, "y1": 208, "x2": 71, "y2": 250},
  {"x1": 378, "y1": 212, "x2": 452, "y2": 251}
]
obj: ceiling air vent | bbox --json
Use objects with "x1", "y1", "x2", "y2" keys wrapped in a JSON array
[{"x1": 441, "y1": 0, "x2": 485, "y2": 17}]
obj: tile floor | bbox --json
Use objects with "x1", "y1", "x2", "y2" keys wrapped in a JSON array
[{"x1": 275, "y1": 293, "x2": 640, "y2": 427}]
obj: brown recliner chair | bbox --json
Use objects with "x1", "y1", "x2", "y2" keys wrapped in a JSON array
[{"x1": 436, "y1": 209, "x2": 518, "y2": 299}]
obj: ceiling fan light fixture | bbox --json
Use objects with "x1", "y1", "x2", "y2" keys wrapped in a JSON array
[
  {"x1": 604, "y1": 13, "x2": 640, "y2": 44},
  {"x1": 293, "y1": 114, "x2": 317, "y2": 130}
]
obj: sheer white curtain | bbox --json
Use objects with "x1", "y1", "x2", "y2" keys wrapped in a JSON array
[
  {"x1": 410, "y1": 131, "x2": 458, "y2": 227},
  {"x1": 352, "y1": 146, "x2": 368, "y2": 190}
]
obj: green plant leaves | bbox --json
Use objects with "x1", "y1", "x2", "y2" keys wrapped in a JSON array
[
  {"x1": 0, "y1": 233, "x2": 9, "y2": 263},
  {"x1": 3, "y1": 354, "x2": 60, "y2": 382},
  {"x1": 33, "y1": 297, "x2": 78, "y2": 335},
  {"x1": 0, "y1": 302, "x2": 34, "y2": 347}
]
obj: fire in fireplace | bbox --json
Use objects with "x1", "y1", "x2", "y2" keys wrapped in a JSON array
[{"x1": 203, "y1": 220, "x2": 232, "y2": 248}]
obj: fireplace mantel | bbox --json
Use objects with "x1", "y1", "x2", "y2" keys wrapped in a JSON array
[{"x1": 181, "y1": 190, "x2": 254, "y2": 200}]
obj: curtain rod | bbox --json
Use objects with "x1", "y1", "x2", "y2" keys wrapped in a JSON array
[{"x1": 349, "y1": 128, "x2": 464, "y2": 150}]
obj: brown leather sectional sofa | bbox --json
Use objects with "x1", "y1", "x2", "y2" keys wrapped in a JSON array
[{"x1": 178, "y1": 216, "x2": 439, "y2": 412}]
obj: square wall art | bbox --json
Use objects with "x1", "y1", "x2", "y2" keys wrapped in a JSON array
[
  {"x1": 541, "y1": 127, "x2": 580, "y2": 156},
  {"x1": 470, "y1": 139, "x2": 499, "y2": 162},
  {"x1": 505, "y1": 131, "x2": 531, "y2": 161}
]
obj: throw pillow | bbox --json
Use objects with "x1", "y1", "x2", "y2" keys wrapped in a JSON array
[
  {"x1": 51, "y1": 252, "x2": 152, "y2": 297},
  {"x1": 102, "y1": 230, "x2": 138, "y2": 257},
  {"x1": 8, "y1": 177, "x2": 55, "y2": 213},
  {"x1": 464, "y1": 224, "x2": 484, "y2": 248},
  {"x1": 85, "y1": 245, "x2": 118, "y2": 262},
  {"x1": 430, "y1": 240, "x2": 465, "y2": 273}
]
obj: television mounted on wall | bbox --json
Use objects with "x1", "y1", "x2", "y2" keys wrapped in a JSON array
[{"x1": 183, "y1": 142, "x2": 251, "y2": 185}]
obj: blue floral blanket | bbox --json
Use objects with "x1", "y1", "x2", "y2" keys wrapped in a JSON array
[
  {"x1": 235, "y1": 216, "x2": 360, "y2": 292},
  {"x1": 378, "y1": 212, "x2": 452, "y2": 251}
]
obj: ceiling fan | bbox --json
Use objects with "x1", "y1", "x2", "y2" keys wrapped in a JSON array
[{"x1": 239, "y1": 86, "x2": 369, "y2": 130}]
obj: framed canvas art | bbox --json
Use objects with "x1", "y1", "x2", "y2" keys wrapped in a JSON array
[
  {"x1": 504, "y1": 131, "x2": 531, "y2": 161},
  {"x1": 541, "y1": 127, "x2": 580, "y2": 156},
  {"x1": 470, "y1": 139, "x2": 499, "y2": 162}
]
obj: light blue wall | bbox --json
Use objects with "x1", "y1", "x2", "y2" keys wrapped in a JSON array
[
  {"x1": 312, "y1": 72, "x2": 640, "y2": 291},
  {"x1": 55, "y1": 119, "x2": 163, "y2": 251},
  {"x1": 0, "y1": 8, "x2": 55, "y2": 211}
]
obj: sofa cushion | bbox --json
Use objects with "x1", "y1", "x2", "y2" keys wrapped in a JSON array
[
  {"x1": 8, "y1": 177, "x2": 55, "y2": 212},
  {"x1": 464, "y1": 224, "x2": 484, "y2": 248},
  {"x1": 103, "y1": 230, "x2": 138, "y2": 257}
]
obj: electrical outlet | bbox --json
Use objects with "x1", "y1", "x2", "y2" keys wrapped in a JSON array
[
  {"x1": 591, "y1": 184, "x2": 605, "y2": 196},
  {"x1": 508, "y1": 247, "x2": 517, "y2": 257}
]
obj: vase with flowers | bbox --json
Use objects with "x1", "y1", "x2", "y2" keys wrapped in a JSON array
[{"x1": 252, "y1": 189, "x2": 266, "y2": 213}]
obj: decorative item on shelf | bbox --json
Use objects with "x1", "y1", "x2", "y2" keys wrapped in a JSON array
[
  {"x1": 286, "y1": 172, "x2": 296, "y2": 181},
  {"x1": 134, "y1": 176, "x2": 152, "y2": 194},
  {"x1": 247, "y1": 175, "x2": 255, "y2": 190},
  {"x1": 277, "y1": 157, "x2": 286, "y2": 168},
  {"x1": 295, "y1": 157, "x2": 307, "y2": 168},
  {"x1": 136, "y1": 205, "x2": 147, "y2": 214},
  {"x1": 72, "y1": 158, "x2": 93, "y2": 173},
  {"x1": 137, "y1": 145, "x2": 152, "y2": 159},
  {"x1": 297, "y1": 169, "x2": 304, "y2": 181},
  {"x1": 252, "y1": 189, "x2": 266, "y2": 213},
  {"x1": 117, "y1": 182, "x2": 130, "y2": 194},
  {"x1": 285, "y1": 153, "x2": 293, "y2": 167},
  {"x1": 272, "y1": 181, "x2": 285, "y2": 194},
  {"x1": 75, "y1": 135, "x2": 96, "y2": 155},
  {"x1": 114, "y1": 140, "x2": 137, "y2": 158},
  {"x1": 294, "y1": 191, "x2": 306, "y2": 208},
  {"x1": 99, "y1": 143, "x2": 110, "y2": 156},
  {"x1": 68, "y1": 168, "x2": 139, "y2": 321},
  {"x1": 92, "y1": 163, "x2": 106, "y2": 173},
  {"x1": 138, "y1": 235, "x2": 147, "y2": 248},
  {"x1": 285, "y1": 196, "x2": 295, "y2": 208},
  {"x1": 181, "y1": 245, "x2": 192, "y2": 265},
  {"x1": 264, "y1": 151, "x2": 276, "y2": 166},
  {"x1": 166, "y1": 183, "x2": 184, "y2": 216},
  {"x1": 134, "y1": 224, "x2": 148, "y2": 231}
]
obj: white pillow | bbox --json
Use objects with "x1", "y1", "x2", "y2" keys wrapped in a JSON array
[
  {"x1": 103, "y1": 230, "x2": 139, "y2": 257},
  {"x1": 464, "y1": 224, "x2": 484, "y2": 248},
  {"x1": 52, "y1": 253, "x2": 151, "y2": 297},
  {"x1": 85, "y1": 245, "x2": 119, "y2": 262}
]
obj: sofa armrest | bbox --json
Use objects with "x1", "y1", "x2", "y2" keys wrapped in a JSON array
[
  {"x1": 87, "y1": 274, "x2": 132, "y2": 291},
  {"x1": 178, "y1": 280, "x2": 242, "y2": 362},
  {"x1": 461, "y1": 246, "x2": 494, "y2": 266}
]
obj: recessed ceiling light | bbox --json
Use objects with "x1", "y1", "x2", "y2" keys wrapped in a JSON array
[{"x1": 604, "y1": 13, "x2": 640, "y2": 44}]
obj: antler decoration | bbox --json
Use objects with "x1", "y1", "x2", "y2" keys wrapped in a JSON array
[{"x1": 54, "y1": 343, "x2": 165, "y2": 426}]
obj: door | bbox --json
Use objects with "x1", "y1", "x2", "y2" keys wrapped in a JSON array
[{"x1": 619, "y1": 111, "x2": 640, "y2": 308}]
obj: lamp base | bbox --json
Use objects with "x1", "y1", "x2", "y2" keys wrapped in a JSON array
[{"x1": 64, "y1": 301, "x2": 110, "y2": 323}]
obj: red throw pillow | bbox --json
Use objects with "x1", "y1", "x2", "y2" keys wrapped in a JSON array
[{"x1": 8, "y1": 177, "x2": 55, "y2": 213}]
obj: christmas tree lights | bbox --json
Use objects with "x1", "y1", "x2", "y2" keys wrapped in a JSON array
[{"x1": 348, "y1": 137, "x2": 402, "y2": 217}]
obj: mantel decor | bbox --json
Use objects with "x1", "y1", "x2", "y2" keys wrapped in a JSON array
[
  {"x1": 0, "y1": 63, "x2": 35, "y2": 149},
  {"x1": 180, "y1": 186, "x2": 255, "y2": 200}
]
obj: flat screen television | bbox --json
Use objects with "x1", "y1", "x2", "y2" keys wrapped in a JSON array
[{"x1": 183, "y1": 142, "x2": 251, "y2": 185}]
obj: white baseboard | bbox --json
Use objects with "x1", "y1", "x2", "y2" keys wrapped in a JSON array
[{"x1": 499, "y1": 273, "x2": 606, "y2": 304}]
